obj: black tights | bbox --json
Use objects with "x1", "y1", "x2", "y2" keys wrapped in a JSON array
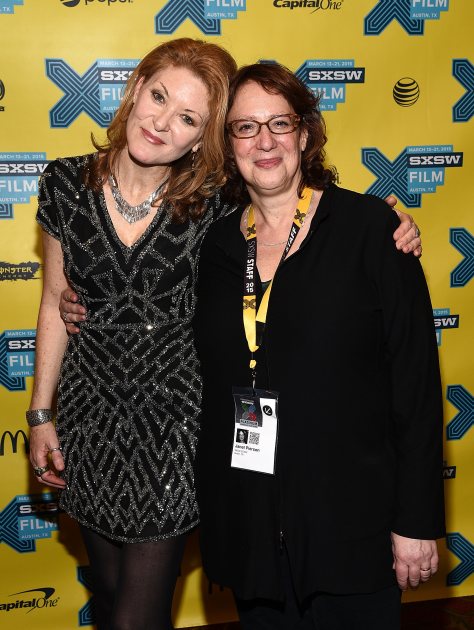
[{"x1": 80, "y1": 525, "x2": 186, "y2": 630}]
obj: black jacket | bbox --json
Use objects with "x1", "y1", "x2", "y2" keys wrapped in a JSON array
[{"x1": 194, "y1": 184, "x2": 445, "y2": 601}]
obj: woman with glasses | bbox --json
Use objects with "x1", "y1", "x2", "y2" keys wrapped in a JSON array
[{"x1": 193, "y1": 63, "x2": 444, "y2": 629}]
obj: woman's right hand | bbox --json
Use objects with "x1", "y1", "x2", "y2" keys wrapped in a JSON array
[
  {"x1": 29, "y1": 423, "x2": 66, "y2": 489},
  {"x1": 60, "y1": 288, "x2": 87, "y2": 334}
]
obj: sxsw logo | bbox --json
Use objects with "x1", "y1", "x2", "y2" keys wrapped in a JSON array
[
  {"x1": 295, "y1": 59, "x2": 364, "y2": 111},
  {"x1": 0, "y1": 493, "x2": 59, "y2": 553},
  {"x1": 446, "y1": 533, "x2": 474, "y2": 586},
  {"x1": 0, "y1": 329, "x2": 36, "y2": 392},
  {"x1": 0, "y1": 153, "x2": 49, "y2": 220},
  {"x1": 446, "y1": 385, "x2": 473, "y2": 441},
  {"x1": 362, "y1": 145, "x2": 463, "y2": 208},
  {"x1": 365, "y1": 0, "x2": 449, "y2": 35},
  {"x1": 453, "y1": 59, "x2": 474, "y2": 122},
  {"x1": 155, "y1": 0, "x2": 246, "y2": 35},
  {"x1": 46, "y1": 58, "x2": 139, "y2": 128},
  {"x1": 450, "y1": 228, "x2": 473, "y2": 287},
  {"x1": 0, "y1": 0, "x2": 23, "y2": 14},
  {"x1": 433, "y1": 308, "x2": 459, "y2": 346}
]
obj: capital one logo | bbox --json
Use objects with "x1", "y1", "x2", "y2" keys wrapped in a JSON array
[
  {"x1": 0, "y1": 0, "x2": 23, "y2": 14},
  {"x1": 155, "y1": 0, "x2": 246, "y2": 35},
  {"x1": 46, "y1": 59, "x2": 139, "y2": 128},
  {"x1": 0, "y1": 153, "x2": 49, "y2": 220},
  {"x1": 295, "y1": 59, "x2": 365, "y2": 111},
  {"x1": 0, "y1": 329, "x2": 36, "y2": 391},
  {"x1": 362, "y1": 145, "x2": 463, "y2": 208},
  {"x1": 446, "y1": 533, "x2": 474, "y2": 586},
  {"x1": 365, "y1": 0, "x2": 449, "y2": 36},
  {"x1": 0, "y1": 493, "x2": 59, "y2": 553},
  {"x1": 453, "y1": 59, "x2": 474, "y2": 122}
]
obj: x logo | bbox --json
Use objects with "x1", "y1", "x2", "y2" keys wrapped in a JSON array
[
  {"x1": 243, "y1": 298, "x2": 256, "y2": 310},
  {"x1": 155, "y1": 0, "x2": 220, "y2": 35},
  {"x1": 446, "y1": 533, "x2": 474, "y2": 586},
  {"x1": 446, "y1": 385, "x2": 473, "y2": 440},
  {"x1": 0, "y1": 498, "x2": 36, "y2": 553},
  {"x1": 362, "y1": 148, "x2": 421, "y2": 208},
  {"x1": 453, "y1": 59, "x2": 474, "y2": 122},
  {"x1": 46, "y1": 60, "x2": 115, "y2": 128},
  {"x1": 450, "y1": 228, "x2": 474, "y2": 287},
  {"x1": 247, "y1": 225, "x2": 256, "y2": 238},
  {"x1": 364, "y1": 0, "x2": 424, "y2": 36},
  {"x1": 295, "y1": 209, "x2": 307, "y2": 223},
  {"x1": 77, "y1": 566, "x2": 96, "y2": 626}
]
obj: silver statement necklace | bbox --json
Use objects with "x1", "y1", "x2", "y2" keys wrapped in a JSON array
[{"x1": 108, "y1": 174, "x2": 168, "y2": 224}]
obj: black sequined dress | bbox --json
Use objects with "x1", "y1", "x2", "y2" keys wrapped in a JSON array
[{"x1": 36, "y1": 155, "x2": 230, "y2": 541}]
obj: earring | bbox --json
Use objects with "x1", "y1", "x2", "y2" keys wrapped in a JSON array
[{"x1": 191, "y1": 150, "x2": 196, "y2": 170}]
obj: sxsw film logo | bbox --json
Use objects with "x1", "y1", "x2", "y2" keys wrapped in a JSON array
[
  {"x1": 0, "y1": 152, "x2": 49, "y2": 220},
  {"x1": 0, "y1": 0, "x2": 23, "y2": 14},
  {"x1": 0, "y1": 493, "x2": 59, "y2": 553},
  {"x1": 453, "y1": 59, "x2": 474, "y2": 123},
  {"x1": 0, "y1": 329, "x2": 36, "y2": 392},
  {"x1": 0, "y1": 587, "x2": 60, "y2": 614},
  {"x1": 295, "y1": 59, "x2": 364, "y2": 111},
  {"x1": 155, "y1": 0, "x2": 246, "y2": 35},
  {"x1": 46, "y1": 58, "x2": 139, "y2": 128},
  {"x1": 433, "y1": 308, "x2": 459, "y2": 346},
  {"x1": 446, "y1": 533, "x2": 474, "y2": 586},
  {"x1": 365, "y1": 0, "x2": 449, "y2": 36},
  {"x1": 0, "y1": 429, "x2": 29, "y2": 456},
  {"x1": 450, "y1": 228, "x2": 474, "y2": 288},
  {"x1": 362, "y1": 145, "x2": 463, "y2": 208}
]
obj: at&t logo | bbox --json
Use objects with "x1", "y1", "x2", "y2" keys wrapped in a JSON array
[
  {"x1": 155, "y1": 0, "x2": 246, "y2": 35},
  {"x1": 0, "y1": 493, "x2": 59, "y2": 553},
  {"x1": 362, "y1": 144, "x2": 463, "y2": 207},
  {"x1": 0, "y1": 329, "x2": 36, "y2": 391},
  {"x1": 365, "y1": 0, "x2": 449, "y2": 36},
  {"x1": 46, "y1": 58, "x2": 138, "y2": 128},
  {"x1": 295, "y1": 59, "x2": 364, "y2": 111},
  {"x1": 0, "y1": 152, "x2": 49, "y2": 219}
]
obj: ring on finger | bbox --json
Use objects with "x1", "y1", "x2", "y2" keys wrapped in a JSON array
[
  {"x1": 62, "y1": 311, "x2": 69, "y2": 323},
  {"x1": 33, "y1": 464, "x2": 50, "y2": 477},
  {"x1": 413, "y1": 224, "x2": 420, "y2": 238},
  {"x1": 49, "y1": 446, "x2": 62, "y2": 453},
  {"x1": 420, "y1": 567, "x2": 431, "y2": 573}
]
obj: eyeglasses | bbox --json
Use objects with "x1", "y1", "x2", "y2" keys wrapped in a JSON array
[{"x1": 226, "y1": 114, "x2": 301, "y2": 139}]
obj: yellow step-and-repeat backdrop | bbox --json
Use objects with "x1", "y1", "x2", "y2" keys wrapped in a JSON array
[{"x1": 0, "y1": 0, "x2": 472, "y2": 627}]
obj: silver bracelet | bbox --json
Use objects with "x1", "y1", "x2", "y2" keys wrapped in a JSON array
[{"x1": 26, "y1": 409, "x2": 53, "y2": 427}]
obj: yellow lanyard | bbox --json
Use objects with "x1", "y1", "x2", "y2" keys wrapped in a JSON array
[{"x1": 243, "y1": 188, "x2": 313, "y2": 377}]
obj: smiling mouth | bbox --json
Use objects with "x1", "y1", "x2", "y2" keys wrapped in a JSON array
[
  {"x1": 254, "y1": 158, "x2": 281, "y2": 169},
  {"x1": 141, "y1": 128, "x2": 165, "y2": 145}
]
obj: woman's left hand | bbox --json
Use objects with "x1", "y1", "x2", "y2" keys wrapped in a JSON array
[
  {"x1": 385, "y1": 195, "x2": 422, "y2": 257},
  {"x1": 391, "y1": 532, "x2": 439, "y2": 590}
]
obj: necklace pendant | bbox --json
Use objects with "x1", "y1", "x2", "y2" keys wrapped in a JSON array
[{"x1": 108, "y1": 175, "x2": 168, "y2": 224}]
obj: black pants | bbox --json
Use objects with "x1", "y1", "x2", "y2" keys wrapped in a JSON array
[{"x1": 236, "y1": 547, "x2": 401, "y2": 630}]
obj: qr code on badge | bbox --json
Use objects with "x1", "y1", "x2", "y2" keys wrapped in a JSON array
[{"x1": 249, "y1": 432, "x2": 260, "y2": 445}]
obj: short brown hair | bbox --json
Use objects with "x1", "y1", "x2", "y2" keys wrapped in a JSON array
[
  {"x1": 223, "y1": 62, "x2": 335, "y2": 205},
  {"x1": 86, "y1": 38, "x2": 237, "y2": 222}
]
